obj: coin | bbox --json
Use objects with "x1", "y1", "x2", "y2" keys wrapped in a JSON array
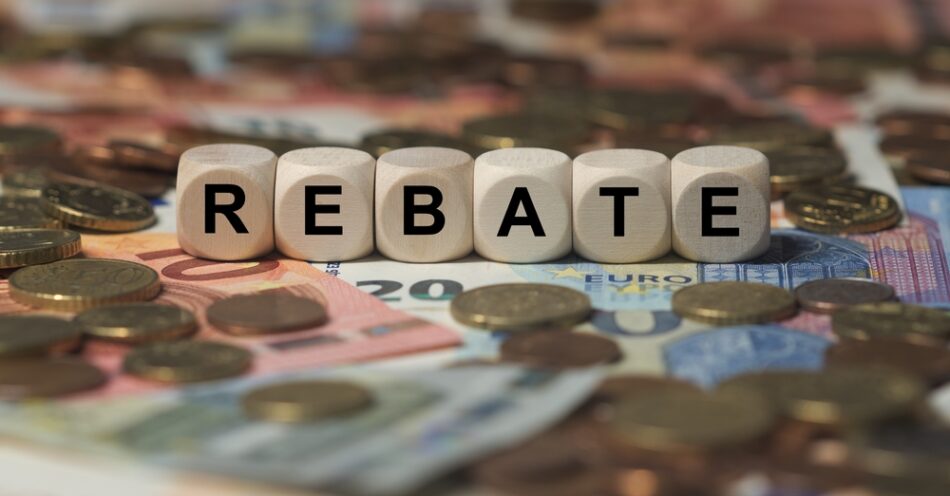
[
  {"x1": 76, "y1": 303, "x2": 198, "y2": 344},
  {"x1": 0, "y1": 229, "x2": 81, "y2": 268},
  {"x1": 671, "y1": 282, "x2": 797, "y2": 325},
  {"x1": 1, "y1": 168, "x2": 48, "y2": 197},
  {"x1": 588, "y1": 89, "x2": 696, "y2": 130},
  {"x1": 359, "y1": 129, "x2": 481, "y2": 157},
  {"x1": 784, "y1": 185, "x2": 901, "y2": 234},
  {"x1": 793, "y1": 278, "x2": 896, "y2": 314},
  {"x1": 717, "y1": 367, "x2": 925, "y2": 426},
  {"x1": 592, "y1": 375, "x2": 702, "y2": 406},
  {"x1": 849, "y1": 423, "x2": 950, "y2": 484},
  {"x1": 0, "y1": 125, "x2": 62, "y2": 156},
  {"x1": 9, "y1": 258, "x2": 161, "y2": 311},
  {"x1": 0, "y1": 360, "x2": 106, "y2": 399},
  {"x1": 242, "y1": 380, "x2": 374, "y2": 423},
  {"x1": 461, "y1": 113, "x2": 589, "y2": 152},
  {"x1": 65, "y1": 151, "x2": 170, "y2": 198},
  {"x1": 473, "y1": 431, "x2": 613, "y2": 496},
  {"x1": 707, "y1": 121, "x2": 832, "y2": 151},
  {"x1": 500, "y1": 331, "x2": 622, "y2": 368},
  {"x1": 451, "y1": 283, "x2": 590, "y2": 331},
  {"x1": 876, "y1": 111, "x2": 950, "y2": 138},
  {"x1": 40, "y1": 181, "x2": 156, "y2": 232},
  {"x1": 767, "y1": 147, "x2": 848, "y2": 194},
  {"x1": 904, "y1": 153, "x2": 950, "y2": 185},
  {"x1": 831, "y1": 302, "x2": 950, "y2": 345},
  {"x1": 607, "y1": 389, "x2": 775, "y2": 452},
  {"x1": 0, "y1": 315, "x2": 82, "y2": 358},
  {"x1": 0, "y1": 197, "x2": 61, "y2": 230},
  {"x1": 108, "y1": 140, "x2": 179, "y2": 173},
  {"x1": 123, "y1": 341, "x2": 251, "y2": 383},
  {"x1": 825, "y1": 339, "x2": 950, "y2": 385},
  {"x1": 206, "y1": 293, "x2": 327, "y2": 336}
]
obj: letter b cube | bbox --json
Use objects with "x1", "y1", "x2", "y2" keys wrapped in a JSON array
[{"x1": 375, "y1": 147, "x2": 474, "y2": 262}]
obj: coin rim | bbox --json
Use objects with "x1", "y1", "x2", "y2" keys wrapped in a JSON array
[{"x1": 9, "y1": 259, "x2": 161, "y2": 312}]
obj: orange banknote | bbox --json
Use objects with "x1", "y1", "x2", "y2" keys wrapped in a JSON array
[{"x1": 0, "y1": 232, "x2": 461, "y2": 399}]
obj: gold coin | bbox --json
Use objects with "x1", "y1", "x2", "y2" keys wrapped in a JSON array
[
  {"x1": 206, "y1": 293, "x2": 327, "y2": 336},
  {"x1": 1, "y1": 168, "x2": 48, "y2": 197},
  {"x1": 717, "y1": 367, "x2": 925, "y2": 426},
  {"x1": 608, "y1": 389, "x2": 775, "y2": 452},
  {"x1": 0, "y1": 360, "x2": 106, "y2": 399},
  {"x1": 40, "y1": 181, "x2": 156, "y2": 232},
  {"x1": 0, "y1": 197, "x2": 61, "y2": 230},
  {"x1": 587, "y1": 89, "x2": 696, "y2": 130},
  {"x1": 671, "y1": 282, "x2": 797, "y2": 325},
  {"x1": 831, "y1": 302, "x2": 950, "y2": 345},
  {"x1": 708, "y1": 121, "x2": 832, "y2": 151},
  {"x1": 0, "y1": 315, "x2": 82, "y2": 358},
  {"x1": 9, "y1": 258, "x2": 161, "y2": 311},
  {"x1": 75, "y1": 303, "x2": 197, "y2": 344},
  {"x1": 0, "y1": 125, "x2": 62, "y2": 155},
  {"x1": 768, "y1": 147, "x2": 847, "y2": 194},
  {"x1": 359, "y1": 129, "x2": 482, "y2": 157},
  {"x1": 123, "y1": 341, "x2": 251, "y2": 383},
  {"x1": 450, "y1": 283, "x2": 591, "y2": 331},
  {"x1": 0, "y1": 229, "x2": 81, "y2": 268},
  {"x1": 242, "y1": 380, "x2": 374, "y2": 423},
  {"x1": 849, "y1": 423, "x2": 950, "y2": 485},
  {"x1": 784, "y1": 185, "x2": 901, "y2": 234},
  {"x1": 461, "y1": 113, "x2": 589, "y2": 152}
]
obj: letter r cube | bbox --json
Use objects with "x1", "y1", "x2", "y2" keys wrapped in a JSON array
[{"x1": 176, "y1": 144, "x2": 277, "y2": 261}]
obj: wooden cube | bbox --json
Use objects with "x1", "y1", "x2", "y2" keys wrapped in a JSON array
[
  {"x1": 274, "y1": 147, "x2": 375, "y2": 262},
  {"x1": 671, "y1": 145, "x2": 770, "y2": 263},
  {"x1": 375, "y1": 147, "x2": 474, "y2": 262},
  {"x1": 176, "y1": 144, "x2": 277, "y2": 261},
  {"x1": 573, "y1": 149, "x2": 671, "y2": 263},
  {"x1": 474, "y1": 148, "x2": 572, "y2": 263}
]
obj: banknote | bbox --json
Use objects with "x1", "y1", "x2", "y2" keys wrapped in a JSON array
[
  {"x1": 324, "y1": 187, "x2": 950, "y2": 385},
  {"x1": 0, "y1": 232, "x2": 460, "y2": 399},
  {"x1": 0, "y1": 365, "x2": 601, "y2": 496}
]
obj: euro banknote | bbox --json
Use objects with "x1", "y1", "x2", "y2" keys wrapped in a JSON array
[
  {"x1": 323, "y1": 187, "x2": 950, "y2": 385},
  {"x1": 0, "y1": 365, "x2": 601, "y2": 496},
  {"x1": 0, "y1": 231, "x2": 461, "y2": 399}
]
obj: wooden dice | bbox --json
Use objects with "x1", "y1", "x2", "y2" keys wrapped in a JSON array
[
  {"x1": 176, "y1": 144, "x2": 277, "y2": 260},
  {"x1": 274, "y1": 147, "x2": 375, "y2": 262},
  {"x1": 573, "y1": 149, "x2": 671, "y2": 263},
  {"x1": 671, "y1": 145, "x2": 770, "y2": 262},
  {"x1": 375, "y1": 147, "x2": 474, "y2": 262},
  {"x1": 176, "y1": 143, "x2": 774, "y2": 265},
  {"x1": 474, "y1": 148, "x2": 572, "y2": 263}
]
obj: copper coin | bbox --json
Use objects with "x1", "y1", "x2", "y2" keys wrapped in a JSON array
[
  {"x1": 500, "y1": 331, "x2": 622, "y2": 368},
  {"x1": 0, "y1": 360, "x2": 107, "y2": 399},
  {"x1": 825, "y1": 339, "x2": 950, "y2": 385},
  {"x1": 109, "y1": 140, "x2": 179, "y2": 173},
  {"x1": 472, "y1": 431, "x2": 613, "y2": 496},
  {"x1": 206, "y1": 292, "x2": 328, "y2": 336},
  {"x1": 793, "y1": 278, "x2": 896, "y2": 314},
  {"x1": 593, "y1": 375, "x2": 702, "y2": 406},
  {"x1": 904, "y1": 154, "x2": 950, "y2": 185}
]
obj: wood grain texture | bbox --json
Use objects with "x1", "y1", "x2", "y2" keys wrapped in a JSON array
[
  {"x1": 274, "y1": 147, "x2": 375, "y2": 262},
  {"x1": 375, "y1": 146, "x2": 474, "y2": 262},
  {"x1": 474, "y1": 147, "x2": 572, "y2": 263},
  {"x1": 671, "y1": 145, "x2": 770, "y2": 263},
  {"x1": 573, "y1": 149, "x2": 671, "y2": 263},
  {"x1": 176, "y1": 144, "x2": 277, "y2": 261}
]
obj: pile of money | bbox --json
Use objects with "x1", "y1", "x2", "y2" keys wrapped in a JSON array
[{"x1": 0, "y1": 1, "x2": 946, "y2": 496}]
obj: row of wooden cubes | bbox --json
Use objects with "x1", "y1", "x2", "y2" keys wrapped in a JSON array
[{"x1": 176, "y1": 144, "x2": 770, "y2": 264}]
